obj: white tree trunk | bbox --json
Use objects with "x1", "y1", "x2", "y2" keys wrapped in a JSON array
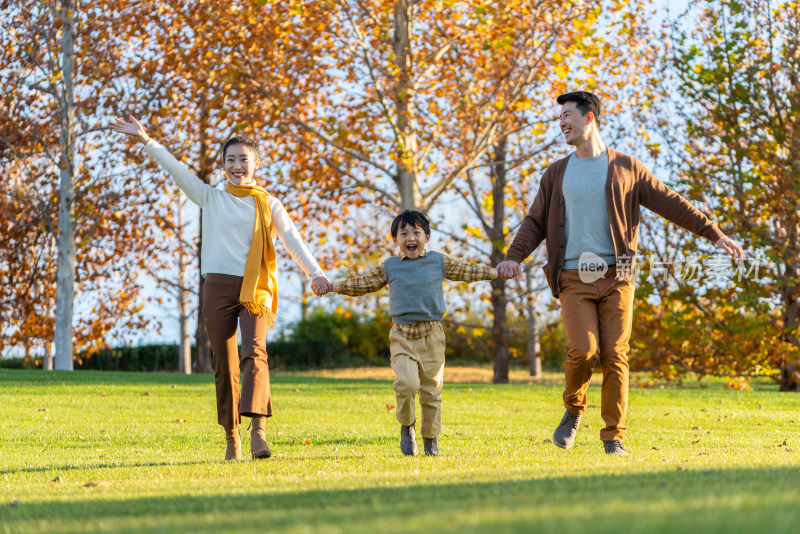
[
  {"x1": 53, "y1": 0, "x2": 77, "y2": 371},
  {"x1": 177, "y1": 194, "x2": 191, "y2": 374},
  {"x1": 393, "y1": 1, "x2": 422, "y2": 210},
  {"x1": 525, "y1": 265, "x2": 542, "y2": 378}
]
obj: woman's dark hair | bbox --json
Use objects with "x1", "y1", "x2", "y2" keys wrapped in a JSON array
[
  {"x1": 556, "y1": 91, "x2": 602, "y2": 128},
  {"x1": 222, "y1": 135, "x2": 259, "y2": 159},
  {"x1": 391, "y1": 210, "x2": 431, "y2": 238}
]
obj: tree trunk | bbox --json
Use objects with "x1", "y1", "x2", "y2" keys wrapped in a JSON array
[
  {"x1": 392, "y1": 1, "x2": 422, "y2": 210},
  {"x1": 779, "y1": 216, "x2": 800, "y2": 391},
  {"x1": 194, "y1": 211, "x2": 212, "y2": 374},
  {"x1": 193, "y1": 96, "x2": 213, "y2": 373},
  {"x1": 490, "y1": 137, "x2": 510, "y2": 384},
  {"x1": 300, "y1": 276, "x2": 309, "y2": 320},
  {"x1": 525, "y1": 264, "x2": 542, "y2": 377},
  {"x1": 53, "y1": 0, "x2": 77, "y2": 371},
  {"x1": 177, "y1": 194, "x2": 191, "y2": 374}
]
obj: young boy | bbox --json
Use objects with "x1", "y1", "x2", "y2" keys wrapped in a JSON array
[{"x1": 326, "y1": 210, "x2": 497, "y2": 456}]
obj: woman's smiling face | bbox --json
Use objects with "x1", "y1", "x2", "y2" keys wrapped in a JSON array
[{"x1": 224, "y1": 143, "x2": 260, "y2": 186}]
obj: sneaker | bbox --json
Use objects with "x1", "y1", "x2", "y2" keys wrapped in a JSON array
[
  {"x1": 603, "y1": 440, "x2": 629, "y2": 455},
  {"x1": 423, "y1": 437, "x2": 439, "y2": 456},
  {"x1": 400, "y1": 423, "x2": 418, "y2": 456},
  {"x1": 552, "y1": 410, "x2": 582, "y2": 449}
]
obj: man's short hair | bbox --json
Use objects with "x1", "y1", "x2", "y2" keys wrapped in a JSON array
[
  {"x1": 222, "y1": 134, "x2": 259, "y2": 159},
  {"x1": 391, "y1": 210, "x2": 431, "y2": 238},
  {"x1": 556, "y1": 91, "x2": 602, "y2": 128}
]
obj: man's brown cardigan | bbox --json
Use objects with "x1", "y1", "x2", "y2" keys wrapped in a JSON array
[{"x1": 506, "y1": 148, "x2": 724, "y2": 297}]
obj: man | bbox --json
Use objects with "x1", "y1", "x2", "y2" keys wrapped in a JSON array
[{"x1": 497, "y1": 91, "x2": 743, "y2": 455}]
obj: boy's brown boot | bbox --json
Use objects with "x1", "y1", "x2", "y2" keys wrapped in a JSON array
[
  {"x1": 250, "y1": 416, "x2": 272, "y2": 460},
  {"x1": 225, "y1": 427, "x2": 241, "y2": 461}
]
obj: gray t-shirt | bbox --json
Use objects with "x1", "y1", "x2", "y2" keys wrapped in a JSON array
[{"x1": 562, "y1": 149, "x2": 616, "y2": 270}]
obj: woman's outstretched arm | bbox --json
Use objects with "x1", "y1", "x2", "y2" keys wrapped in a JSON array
[{"x1": 110, "y1": 114, "x2": 210, "y2": 207}]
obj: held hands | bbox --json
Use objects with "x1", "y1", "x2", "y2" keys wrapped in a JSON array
[
  {"x1": 311, "y1": 276, "x2": 333, "y2": 297},
  {"x1": 109, "y1": 114, "x2": 151, "y2": 144},
  {"x1": 496, "y1": 260, "x2": 521, "y2": 279},
  {"x1": 715, "y1": 235, "x2": 745, "y2": 258}
]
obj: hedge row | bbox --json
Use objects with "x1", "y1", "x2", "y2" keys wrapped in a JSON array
[{"x1": 2, "y1": 308, "x2": 565, "y2": 371}]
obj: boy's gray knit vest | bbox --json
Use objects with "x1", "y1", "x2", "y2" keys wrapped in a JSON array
[{"x1": 384, "y1": 251, "x2": 446, "y2": 324}]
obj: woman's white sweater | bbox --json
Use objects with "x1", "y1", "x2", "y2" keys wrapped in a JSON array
[{"x1": 144, "y1": 140, "x2": 325, "y2": 280}]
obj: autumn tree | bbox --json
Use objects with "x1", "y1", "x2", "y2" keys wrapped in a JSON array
[
  {"x1": 0, "y1": 0, "x2": 167, "y2": 368},
  {"x1": 633, "y1": 0, "x2": 800, "y2": 390},
  {"x1": 433, "y1": 0, "x2": 657, "y2": 381},
  {"x1": 108, "y1": 0, "x2": 340, "y2": 370}
]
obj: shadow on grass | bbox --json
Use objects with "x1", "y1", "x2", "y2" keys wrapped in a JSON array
[
  {"x1": 2, "y1": 466, "x2": 798, "y2": 534},
  {"x1": 0, "y1": 460, "x2": 211, "y2": 476}
]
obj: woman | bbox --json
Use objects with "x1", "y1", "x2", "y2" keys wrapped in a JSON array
[{"x1": 111, "y1": 115, "x2": 330, "y2": 461}]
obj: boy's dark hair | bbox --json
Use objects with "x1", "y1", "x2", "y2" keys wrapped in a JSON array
[
  {"x1": 391, "y1": 210, "x2": 431, "y2": 238},
  {"x1": 222, "y1": 135, "x2": 259, "y2": 159},
  {"x1": 556, "y1": 91, "x2": 602, "y2": 128}
]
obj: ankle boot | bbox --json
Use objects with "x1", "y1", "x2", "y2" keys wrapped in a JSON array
[
  {"x1": 250, "y1": 416, "x2": 272, "y2": 460},
  {"x1": 225, "y1": 427, "x2": 241, "y2": 461}
]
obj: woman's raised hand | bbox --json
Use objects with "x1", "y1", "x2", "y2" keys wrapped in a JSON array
[{"x1": 109, "y1": 114, "x2": 151, "y2": 144}]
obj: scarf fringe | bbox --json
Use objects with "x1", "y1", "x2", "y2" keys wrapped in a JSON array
[{"x1": 240, "y1": 301, "x2": 277, "y2": 330}]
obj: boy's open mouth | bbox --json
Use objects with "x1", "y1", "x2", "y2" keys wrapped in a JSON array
[{"x1": 407, "y1": 243, "x2": 417, "y2": 251}]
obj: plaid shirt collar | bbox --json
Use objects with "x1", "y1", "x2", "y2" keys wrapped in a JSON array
[{"x1": 398, "y1": 248, "x2": 428, "y2": 261}]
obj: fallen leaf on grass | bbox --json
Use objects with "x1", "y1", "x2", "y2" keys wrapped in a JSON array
[
  {"x1": 293, "y1": 388, "x2": 300, "y2": 392},
  {"x1": 651, "y1": 446, "x2": 659, "y2": 450},
  {"x1": 38, "y1": 408, "x2": 49, "y2": 412},
  {"x1": 385, "y1": 403, "x2": 395, "y2": 413},
  {"x1": 304, "y1": 439, "x2": 312, "y2": 445},
  {"x1": 171, "y1": 384, "x2": 177, "y2": 389},
  {"x1": 175, "y1": 419, "x2": 186, "y2": 423},
  {"x1": 676, "y1": 466, "x2": 686, "y2": 471},
  {"x1": 52, "y1": 476, "x2": 63, "y2": 483},
  {"x1": 583, "y1": 424, "x2": 592, "y2": 429},
  {"x1": 141, "y1": 392, "x2": 152, "y2": 397},
  {"x1": 84, "y1": 481, "x2": 112, "y2": 487},
  {"x1": 99, "y1": 392, "x2": 106, "y2": 397},
  {"x1": 691, "y1": 439, "x2": 701, "y2": 445},
  {"x1": 542, "y1": 438, "x2": 552, "y2": 444}
]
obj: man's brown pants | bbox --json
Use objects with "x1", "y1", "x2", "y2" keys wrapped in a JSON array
[
  {"x1": 559, "y1": 269, "x2": 635, "y2": 441},
  {"x1": 203, "y1": 274, "x2": 272, "y2": 430}
]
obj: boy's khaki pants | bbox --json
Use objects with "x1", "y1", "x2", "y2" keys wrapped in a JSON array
[
  {"x1": 558, "y1": 269, "x2": 635, "y2": 441},
  {"x1": 389, "y1": 322, "x2": 446, "y2": 439}
]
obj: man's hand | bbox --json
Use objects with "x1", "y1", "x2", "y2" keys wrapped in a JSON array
[
  {"x1": 496, "y1": 260, "x2": 521, "y2": 279},
  {"x1": 109, "y1": 114, "x2": 151, "y2": 144},
  {"x1": 311, "y1": 276, "x2": 332, "y2": 296},
  {"x1": 715, "y1": 235, "x2": 744, "y2": 258}
]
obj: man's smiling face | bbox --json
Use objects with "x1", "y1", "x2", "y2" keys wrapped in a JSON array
[
  {"x1": 393, "y1": 223, "x2": 430, "y2": 259},
  {"x1": 559, "y1": 101, "x2": 592, "y2": 146}
]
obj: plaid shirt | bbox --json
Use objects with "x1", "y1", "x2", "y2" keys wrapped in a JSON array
[{"x1": 332, "y1": 249, "x2": 497, "y2": 339}]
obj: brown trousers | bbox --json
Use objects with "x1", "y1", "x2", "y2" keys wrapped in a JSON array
[
  {"x1": 203, "y1": 273, "x2": 272, "y2": 430},
  {"x1": 558, "y1": 269, "x2": 635, "y2": 441}
]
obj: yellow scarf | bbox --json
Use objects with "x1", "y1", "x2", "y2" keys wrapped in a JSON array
[{"x1": 224, "y1": 182, "x2": 278, "y2": 328}]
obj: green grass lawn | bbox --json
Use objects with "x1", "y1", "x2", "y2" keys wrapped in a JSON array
[{"x1": 0, "y1": 368, "x2": 797, "y2": 533}]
